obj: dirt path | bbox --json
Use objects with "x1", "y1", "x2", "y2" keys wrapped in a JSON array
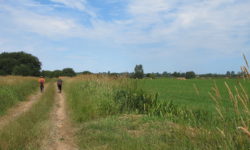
[
  {"x1": 0, "y1": 85, "x2": 46, "y2": 130},
  {"x1": 42, "y1": 85, "x2": 78, "y2": 150}
]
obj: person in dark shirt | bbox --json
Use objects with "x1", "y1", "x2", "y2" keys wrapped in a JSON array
[{"x1": 57, "y1": 78, "x2": 63, "y2": 93}]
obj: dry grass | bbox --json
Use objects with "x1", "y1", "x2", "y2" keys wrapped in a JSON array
[
  {"x1": 193, "y1": 83, "x2": 200, "y2": 96},
  {"x1": 209, "y1": 54, "x2": 250, "y2": 140},
  {"x1": 0, "y1": 76, "x2": 37, "y2": 85}
]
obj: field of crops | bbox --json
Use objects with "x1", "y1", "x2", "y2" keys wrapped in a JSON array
[
  {"x1": 64, "y1": 75, "x2": 250, "y2": 150},
  {"x1": 138, "y1": 78, "x2": 250, "y2": 115}
]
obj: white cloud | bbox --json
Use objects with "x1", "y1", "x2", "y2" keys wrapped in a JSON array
[
  {"x1": 49, "y1": 0, "x2": 96, "y2": 17},
  {"x1": 128, "y1": 0, "x2": 169, "y2": 15},
  {"x1": 1, "y1": 0, "x2": 250, "y2": 55},
  {"x1": 112, "y1": 0, "x2": 250, "y2": 54},
  {"x1": 50, "y1": 0, "x2": 87, "y2": 11}
]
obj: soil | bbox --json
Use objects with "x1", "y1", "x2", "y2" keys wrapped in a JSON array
[
  {"x1": 42, "y1": 86, "x2": 78, "y2": 150},
  {"x1": 0, "y1": 86, "x2": 45, "y2": 130}
]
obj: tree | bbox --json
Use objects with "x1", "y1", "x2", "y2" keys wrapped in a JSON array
[
  {"x1": 82, "y1": 71, "x2": 92, "y2": 75},
  {"x1": 12, "y1": 64, "x2": 32, "y2": 76},
  {"x1": 52, "y1": 70, "x2": 63, "y2": 77},
  {"x1": 172, "y1": 72, "x2": 180, "y2": 77},
  {"x1": 0, "y1": 51, "x2": 41, "y2": 76},
  {"x1": 185, "y1": 71, "x2": 196, "y2": 79},
  {"x1": 146, "y1": 73, "x2": 156, "y2": 79},
  {"x1": 41, "y1": 70, "x2": 53, "y2": 78},
  {"x1": 134, "y1": 64, "x2": 144, "y2": 79},
  {"x1": 226, "y1": 71, "x2": 231, "y2": 77},
  {"x1": 0, "y1": 70, "x2": 6, "y2": 75},
  {"x1": 62, "y1": 68, "x2": 76, "y2": 77},
  {"x1": 231, "y1": 71, "x2": 235, "y2": 77},
  {"x1": 162, "y1": 71, "x2": 170, "y2": 77},
  {"x1": 0, "y1": 58, "x2": 18, "y2": 74}
]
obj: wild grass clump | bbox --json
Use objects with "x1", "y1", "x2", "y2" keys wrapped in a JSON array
[
  {"x1": 114, "y1": 89, "x2": 158, "y2": 113},
  {"x1": 113, "y1": 87, "x2": 212, "y2": 127},
  {"x1": 0, "y1": 76, "x2": 37, "y2": 115}
]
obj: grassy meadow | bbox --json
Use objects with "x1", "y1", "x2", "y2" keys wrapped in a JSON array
[
  {"x1": 64, "y1": 75, "x2": 250, "y2": 150},
  {"x1": 0, "y1": 76, "x2": 38, "y2": 116}
]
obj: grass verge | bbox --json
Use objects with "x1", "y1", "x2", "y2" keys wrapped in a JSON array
[
  {"x1": 0, "y1": 82, "x2": 55, "y2": 150},
  {"x1": 0, "y1": 76, "x2": 38, "y2": 116}
]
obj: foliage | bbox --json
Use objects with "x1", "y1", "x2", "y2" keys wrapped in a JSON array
[
  {"x1": 114, "y1": 89, "x2": 158, "y2": 113},
  {"x1": 82, "y1": 71, "x2": 92, "y2": 75},
  {"x1": 41, "y1": 68, "x2": 76, "y2": 78},
  {"x1": 133, "y1": 64, "x2": 144, "y2": 79},
  {"x1": 0, "y1": 51, "x2": 41, "y2": 76},
  {"x1": 145, "y1": 73, "x2": 156, "y2": 79},
  {"x1": 62, "y1": 68, "x2": 76, "y2": 77},
  {"x1": 185, "y1": 71, "x2": 196, "y2": 79},
  {"x1": 52, "y1": 70, "x2": 63, "y2": 77},
  {"x1": 41, "y1": 70, "x2": 63, "y2": 78},
  {"x1": 12, "y1": 64, "x2": 32, "y2": 76}
]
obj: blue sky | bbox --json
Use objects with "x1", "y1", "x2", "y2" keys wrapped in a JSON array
[{"x1": 0, "y1": 0, "x2": 250, "y2": 73}]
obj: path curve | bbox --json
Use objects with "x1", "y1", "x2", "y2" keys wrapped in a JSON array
[{"x1": 0, "y1": 85, "x2": 46, "y2": 130}]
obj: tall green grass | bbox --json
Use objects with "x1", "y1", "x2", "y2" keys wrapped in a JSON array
[
  {"x1": 0, "y1": 76, "x2": 38, "y2": 115},
  {"x1": 64, "y1": 79, "x2": 116, "y2": 122},
  {"x1": 64, "y1": 76, "x2": 249, "y2": 149},
  {"x1": 0, "y1": 83, "x2": 55, "y2": 150}
]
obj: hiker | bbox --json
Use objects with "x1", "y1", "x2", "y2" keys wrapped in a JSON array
[
  {"x1": 38, "y1": 76, "x2": 45, "y2": 92},
  {"x1": 57, "y1": 78, "x2": 63, "y2": 93}
]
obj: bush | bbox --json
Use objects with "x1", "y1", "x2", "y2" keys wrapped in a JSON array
[
  {"x1": 62, "y1": 68, "x2": 76, "y2": 77},
  {"x1": 114, "y1": 88, "x2": 158, "y2": 113},
  {"x1": 185, "y1": 71, "x2": 196, "y2": 79}
]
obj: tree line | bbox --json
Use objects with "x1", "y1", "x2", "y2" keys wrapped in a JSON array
[
  {"x1": 90, "y1": 65, "x2": 242, "y2": 79},
  {"x1": 0, "y1": 52, "x2": 242, "y2": 79}
]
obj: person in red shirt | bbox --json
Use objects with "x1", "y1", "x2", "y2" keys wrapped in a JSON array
[{"x1": 38, "y1": 76, "x2": 45, "y2": 92}]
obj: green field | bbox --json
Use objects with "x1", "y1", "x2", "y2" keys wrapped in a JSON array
[
  {"x1": 64, "y1": 76, "x2": 250, "y2": 150},
  {"x1": 138, "y1": 78, "x2": 250, "y2": 113}
]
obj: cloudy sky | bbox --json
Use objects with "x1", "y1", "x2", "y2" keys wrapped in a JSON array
[{"x1": 0, "y1": 0, "x2": 250, "y2": 73}]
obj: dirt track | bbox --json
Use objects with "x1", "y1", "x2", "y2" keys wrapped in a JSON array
[
  {"x1": 0, "y1": 86, "x2": 45, "y2": 130},
  {"x1": 42, "y1": 86, "x2": 78, "y2": 150}
]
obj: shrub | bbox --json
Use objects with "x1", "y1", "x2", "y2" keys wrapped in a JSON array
[
  {"x1": 114, "y1": 89, "x2": 158, "y2": 113},
  {"x1": 185, "y1": 71, "x2": 196, "y2": 79}
]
